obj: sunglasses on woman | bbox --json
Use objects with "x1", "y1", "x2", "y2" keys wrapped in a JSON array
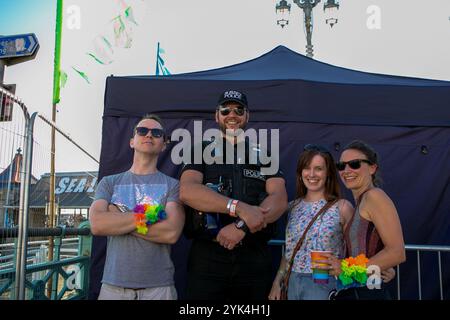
[
  {"x1": 303, "y1": 144, "x2": 331, "y2": 155},
  {"x1": 336, "y1": 159, "x2": 372, "y2": 171},
  {"x1": 218, "y1": 106, "x2": 246, "y2": 116},
  {"x1": 135, "y1": 127, "x2": 165, "y2": 138}
]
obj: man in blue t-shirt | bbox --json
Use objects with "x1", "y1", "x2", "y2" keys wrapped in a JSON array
[{"x1": 89, "y1": 114, "x2": 185, "y2": 300}]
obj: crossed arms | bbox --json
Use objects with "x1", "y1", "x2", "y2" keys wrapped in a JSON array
[
  {"x1": 89, "y1": 199, "x2": 185, "y2": 244},
  {"x1": 179, "y1": 169, "x2": 288, "y2": 249}
]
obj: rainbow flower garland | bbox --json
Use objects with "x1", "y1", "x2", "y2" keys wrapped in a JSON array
[
  {"x1": 338, "y1": 254, "x2": 369, "y2": 288},
  {"x1": 133, "y1": 203, "x2": 167, "y2": 235}
]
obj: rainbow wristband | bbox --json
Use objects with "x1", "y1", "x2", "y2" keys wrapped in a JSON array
[
  {"x1": 338, "y1": 254, "x2": 369, "y2": 287},
  {"x1": 133, "y1": 203, "x2": 167, "y2": 235}
]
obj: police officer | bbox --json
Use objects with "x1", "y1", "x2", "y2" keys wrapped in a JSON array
[{"x1": 180, "y1": 90, "x2": 288, "y2": 300}]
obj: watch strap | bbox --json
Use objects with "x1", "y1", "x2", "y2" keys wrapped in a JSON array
[{"x1": 235, "y1": 219, "x2": 249, "y2": 233}]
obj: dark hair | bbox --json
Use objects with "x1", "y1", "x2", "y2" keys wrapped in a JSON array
[
  {"x1": 295, "y1": 148, "x2": 341, "y2": 201},
  {"x1": 132, "y1": 114, "x2": 165, "y2": 136},
  {"x1": 342, "y1": 140, "x2": 382, "y2": 187}
]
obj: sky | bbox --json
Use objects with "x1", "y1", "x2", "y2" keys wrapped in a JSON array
[{"x1": 1, "y1": 0, "x2": 450, "y2": 177}]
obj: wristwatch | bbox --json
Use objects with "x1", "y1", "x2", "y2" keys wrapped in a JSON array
[{"x1": 234, "y1": 219, "x2": 249, "y2": 233}]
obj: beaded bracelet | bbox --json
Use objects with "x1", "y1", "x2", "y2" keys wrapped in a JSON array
[
  {"x1": 338, "y1": 254, "x2": 369, "y2": 287},
  {"x1": 133, "y1": 203, "x2": 167, "y2": 235}
]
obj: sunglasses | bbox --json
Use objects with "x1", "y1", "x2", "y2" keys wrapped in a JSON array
[
  {"x1": 218, "y1": 106, "x2": 246, "y2": 116},
  {"x1": 135, "y1": 127, "x2": 165, "y2": 138},
  {"x1": 336, "y1": 159, "x2": 372, "y2": 171},
  {"x1": 303, "y1": 144, "x2": 331, "y2": 154}
]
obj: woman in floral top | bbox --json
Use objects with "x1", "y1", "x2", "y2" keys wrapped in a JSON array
[{"x1": 268, "y1": 144, "x2": 354, "y2": 300}]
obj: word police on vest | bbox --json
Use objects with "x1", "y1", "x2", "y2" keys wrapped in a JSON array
[{"x1": 243, "y1": 169, "x2": 266, "y2": 182}]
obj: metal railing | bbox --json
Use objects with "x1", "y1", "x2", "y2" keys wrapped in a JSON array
[
  {"x1": 0, "y1": 237, "x2": 80, "y2": 270},
  {"x1": 268, "y1": 240, "x2": 449, "y2": 300},
  {"x1": 1, "y1": 86, "x2": 98, "y2": 299},
  {"x1": 396, "y1": 244, "x2": 450, "y2": 300},
  {"x1": 0, "y1": 223, "x2": 92, "y2": 300},
  {"x1": 0, "y1": 85, "x2": 36, "y2": 299}
]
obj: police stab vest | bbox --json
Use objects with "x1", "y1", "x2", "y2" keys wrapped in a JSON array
[{"x1": 183, "y1": 139, "x2": 276, "y2": 243}]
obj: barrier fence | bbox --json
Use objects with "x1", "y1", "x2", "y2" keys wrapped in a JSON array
[
  {"x1": 1, "y1": 85, "x2": 98, "y2": 299},
  {"x1": 0, "y1": 224, "x2": 91, "y2": 300},
  {"x1": 396, "y1": 245, "x2": 450, "y2": 300}
]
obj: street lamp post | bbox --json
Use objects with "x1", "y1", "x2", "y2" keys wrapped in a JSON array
[
  {"x1": 276, "y1": 0, "x2": 291, "y2": 28},
  {"x1": 276, "y1": 0, "x2": 340, "y2": 58},
  {"x1": 323, "y1": 0, "x2": 340, "y2": 27},
  {"x1": 295, "y1": 0, "x2": 320, "y2": 58}
]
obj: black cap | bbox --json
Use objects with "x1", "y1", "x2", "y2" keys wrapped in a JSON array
[{"x1": 217, "y1": 90, "x2": 248, "y2": 108}]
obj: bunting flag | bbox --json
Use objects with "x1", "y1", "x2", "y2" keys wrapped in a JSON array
[
  {"x1": 60, "y1": 70, "x2": 68, "y2": 88},
  {"x1": 63, "y1": 0, "x2": 139, "y2": 88},
  {"x1": 87, "y1": 36, "x2": 114, "y2": 65},
  {"x1": 72, "y1": 66, "x2": 91, "y2": 84},
  {"x1": 124, "y1": 5, "x2": 138, "y2": 25},
  {"x1": 155, "y1": 42, "x2": 171, "y2": 76}
]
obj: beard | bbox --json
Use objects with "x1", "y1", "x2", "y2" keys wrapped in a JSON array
[{"x1": 219, "y1": 122, "x2": 247, "y2": 137}]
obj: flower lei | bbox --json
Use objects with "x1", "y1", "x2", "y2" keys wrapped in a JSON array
[
  {"x1": 133, "y1": 204, "x2": 167, "y2": 235},
  {"x1": 338, "y1": 254, "x2": 369, "y2": 288}
]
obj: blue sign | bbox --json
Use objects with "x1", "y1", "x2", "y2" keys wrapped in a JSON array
[{"x1": 0, "y1": 33, "x2": 39, "y2": 59}]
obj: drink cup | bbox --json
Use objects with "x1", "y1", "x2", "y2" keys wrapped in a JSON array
[{"x1": 311, "y1": 250, "x2": 332, "y2": 284}]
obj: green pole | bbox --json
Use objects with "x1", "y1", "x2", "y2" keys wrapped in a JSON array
[
  {"x1": 48, "y1": 0, "x2": 63, "y2": 299},
  {"x1": 52, "y1": 0, "x2": 63, "y2": 104}
]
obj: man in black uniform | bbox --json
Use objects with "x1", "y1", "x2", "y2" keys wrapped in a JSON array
[{"x1": 180, "y1": 89, "x2": 288, "y2": 300}]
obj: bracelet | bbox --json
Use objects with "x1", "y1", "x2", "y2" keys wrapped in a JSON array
[
  {"x1": 134, "y1": 213, "x2": 148, "y2": 235},
  {"x1": 277, "y1": 269, "x2": 286, "y2": 277},
  {"x1": 338, "y1": 254, "x2": 369, "y2": 287},
  {"x1": 133, "y1": 203, "x2": 167, "y2": 235},
  {"x1": 226, "y1": 199, "x2": 233, "y2": 211},
  {"x1": 229, "y1": 199, "x2": 239, "y2": 217}
]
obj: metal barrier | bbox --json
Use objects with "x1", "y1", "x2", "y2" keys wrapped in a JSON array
[
  {"x1": 0, "y1": 85, "x2": 36, "y2": 299},
  {"x1": 1, "y1": 86, "x2": 98, "y2": 300},
  {"x1": 268, "y1": 240, "x2": 449, "y2": 300},
  {"x1": 0, "y1": 237, "x2": 81, "y2": 270},
  {"x1": 0, "y1": 222, "x2": 92, "y2": 300},
  {"x1": 396, "y1": 245, "x2": 450, "y2": 300}
]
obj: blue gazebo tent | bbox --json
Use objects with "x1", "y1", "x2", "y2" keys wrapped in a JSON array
[{"x1": 90, "y1": 45, "x2": 450, "y2": 300}]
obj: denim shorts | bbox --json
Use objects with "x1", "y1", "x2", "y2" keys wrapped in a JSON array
[{"x1": 287, "y1": 272, "x2": 336, "y2": 300}]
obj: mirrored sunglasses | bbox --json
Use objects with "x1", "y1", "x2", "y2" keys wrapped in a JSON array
[
  {"x1": 336, "y1": 159, "x2": 372, "y2": 171},
  {"x1": 218, "y1": 106, "x2": 246, "y2": 116},
  {"x1": 135, "y1": 127, "x2": 164, "y2": 138}
]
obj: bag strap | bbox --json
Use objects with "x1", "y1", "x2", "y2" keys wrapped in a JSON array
[
  {"x1": 283, "y1": 199, "x2": 339, "y2": 285},
  {"x1": 343, "y1": 187, "x2": 374, "y2": 257}
]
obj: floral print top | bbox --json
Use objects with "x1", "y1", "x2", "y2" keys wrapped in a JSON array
[{"x1": 285, "y1": 198, "x2": 344, "y2": 274}]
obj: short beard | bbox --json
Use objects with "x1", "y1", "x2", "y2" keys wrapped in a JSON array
[{"x1": 219, "y1": 122, "x2": 247, "y2": 137}]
